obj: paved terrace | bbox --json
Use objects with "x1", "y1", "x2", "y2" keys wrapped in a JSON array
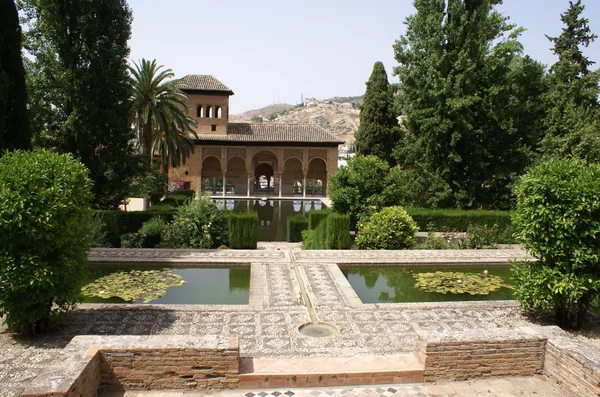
[{"x1": 0, "y1": 246, "x2": 596, "y2": 396}]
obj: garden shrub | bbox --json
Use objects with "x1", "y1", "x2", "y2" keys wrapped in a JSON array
[
  {"x1": 161, "y1": 195, "x2": 228, "y2": 249},
  {"x1": 463, "y1": 224, "x2": 501, "y2": 249},
  {"x1": 0, "y1": 150, "x2": 93, "y2": 335},
  {"x1": 287, "y1": 215, "x2": 308, "y2": 242},
  {"x1": 406, "y1": 208, "x2": 512, "y2": 233},
  {"x1": 308, "y1": 209, "x2": 331, "y2": 230},
  {"x1": 94, "y1": 210, "x2": 175, "y2": 247},
  {"x1": 326, "y1": 214, "x2": 351, "y2": 249},
  {"x1": 355, "y1": 206, "x2": 418, "y2": 250},
  {"x1": 229, "y1": 212, "x2": 258, "y2": 249},
  {"x1": 140, "y1": 216, "x2": 166, "y2": 248},
  {"x1": 90, "y1": 212, "x2": 110, "y2": 248},
  {"x1": 512, "y1": 158, "x2": 600, "y2": 329},
  {"x1": 147, "y1": 189, "x2": 195, "y2": 213},
  {"x1": 302, "y1": 221, "x2": 327, "y2": 249},
  {"x1": 120, "y1": 232, "x2": 145, "y2": 248}
]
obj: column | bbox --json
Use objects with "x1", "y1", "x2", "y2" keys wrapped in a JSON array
[
  {"x1": 198, "y1": 169, "x2": 202, "y2": 196},
  {"x1": 302, "y1": 171, "x2": 307, "y2": 198},
  {"x1": 247, "y1": 173, "x2": 252, "y2": 197},
  {"x1": 222, "y1": 173, "x2": 226, "y2": 198},
  {"x1": 278, "y1": 172, "x2": 283, "y2": 198}
]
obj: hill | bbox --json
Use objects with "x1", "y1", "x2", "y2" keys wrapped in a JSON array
[{"x1": 231, "y1": 95, "x2": 364, "y2": 144}]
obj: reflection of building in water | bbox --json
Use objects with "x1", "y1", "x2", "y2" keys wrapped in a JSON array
[{"x1": 167, "y1": 75, "x2": 344, "y2": 198}]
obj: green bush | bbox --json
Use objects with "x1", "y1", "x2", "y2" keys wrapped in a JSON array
[
  {"x1": 90, "y1": 212, "x2": 110, "y2": 248},
  {"x1": 120, "y1": 232, "x2": 145, "y2": 248},
  {"x1": 140, "y1": 217, "x2": 166, "y2": 248},
  {"x1": 94, "y1": 210, "x2": 175, "y2": 247},
  {"x1": 407, "y1": 208, "x2": 512, "y2": 233},
  {"x1": 463, "y1": 224, "x2": 501, "y2": 249},
  {"x1": 147, "y1": 189, "x2": 195, "y2": 213},
  {"x1": 287, "y1": 215, "x2": 308, "y2": 242},
  {"x1": 326, "y1": 214, "x2": 351, "y2": 249},
  {"x1": 161, "y1": 195, "x2": 228, "y2": 248},
  {"x1": 512, "y1": 158, "x2": 600, "y2": 329},
  {"x1": 0, "y1": 150, "x2": 93, "y2": 335},
  {"x1": 229, "y1": 212, "x2": 258, "y2": 249},
  {"x1": 308, "y1": 209, "x2": 331, "y2": 230},
  {"x1": 302, "y1": 220, "x2": 327, "y2": 250},
  {"x1": 355, "y1": 206, "x2": 418, "y2": 250}
]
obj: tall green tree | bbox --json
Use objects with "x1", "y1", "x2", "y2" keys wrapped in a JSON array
[
  {"x1": 0, "y1": 0, "x2": 31, "y2": 153},
  {"x1": 355, "y1": 62, "x2": 399, "y2": 165},
  {"x1": 542, "y1": 0, "x2": 600, "y2": 161},
  {"x1": 394, "y1": 0, "x2": 546, "y2": 209},
  {"x1": 130, "y1": 59, "x2": 197, "y2": 170},
  {"x1": 20, "y1": 0, "x2": 136, "y2": 209}
]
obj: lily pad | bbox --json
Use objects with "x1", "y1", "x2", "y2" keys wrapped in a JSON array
[
  {"x1": 82, "y1": 269, "x2": 185, "y2": 303},
  {"x1": 413, "y1": 271, "x2": 509, "y2": 295}
]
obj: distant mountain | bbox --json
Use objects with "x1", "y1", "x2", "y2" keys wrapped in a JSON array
[{"x1": 231, "y1": 96, "x2": 364, "y2": 144}]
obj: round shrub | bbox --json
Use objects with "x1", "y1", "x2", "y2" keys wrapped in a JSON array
[
  {"x1": 512, "y1": 158, "x2": 600, "y2": 329},
  {"x1": 161, "y1": 195, "x2": 228, "y2": 248},
  {"x1": 0, "y1": 149, "x2": 93, "y2": 335},
  {"x1": 355, "y1": 206, "x2": 418, "y2": 250}
]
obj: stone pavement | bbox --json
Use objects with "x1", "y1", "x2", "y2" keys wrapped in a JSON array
[
  {"x1": 99, "y1": 376, "x2": 569, "y2": 397},
  {"x1": 0, "y1": 247, "x2": 591, "y2": 395}
]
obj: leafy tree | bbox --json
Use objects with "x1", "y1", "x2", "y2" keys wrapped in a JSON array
[
  {"x1": 327, "y1": 155, "x2": 402, "y2": 227},
  {"x1": 0, "y1": 149, "x2": 93, "y2": 335},
  {"x1": 512, "y1": 158, "x2": 600, "y2": 329},
  {"x1": 355, "y1": 62, "x2": 399, "y2": 165},
  {"x1": 130, "y1": 58, "x2": 197, "y2": 169},
  {"x1": 542, "y1": 0, "x2": 600, "y2": 161},
  {"x1": 20, "y1": 0, "x2": 137, "y2": 209},
  {"x1": 355, "y1": 206, "x2": 418, "y2": 250},
  {"x1": 393, "y1": 0, "x2": 546, "y2": 209},
  {"x1": 0, "y1": 0, "x2": 31, "y2": 152}
]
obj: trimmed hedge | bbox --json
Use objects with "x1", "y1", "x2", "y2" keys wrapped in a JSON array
[
  {"x1": 302, "y1": 220, "x2": 327, "y2": 250},
  {"x1": 229, "y1": 212, "x2": 258, "y2": 249},
  {"x1": 308, "y1": 209, "x2": 332, "y2": 230},
  {"x1": 326, "y1": 214, "x2": 351, "y2": 249},
  {"x1": 406, "y1": 208, "x2": 512, "y2": 232},
  {"x1": 287, "y1": 215, "x2": 308, "y2": 242}
]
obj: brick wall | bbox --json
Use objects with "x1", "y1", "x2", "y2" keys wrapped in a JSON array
[{"x1": 415, "y1": 328, "x2": 546, "y2": 382}]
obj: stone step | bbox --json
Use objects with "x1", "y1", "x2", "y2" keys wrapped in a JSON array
[{"x1": 238, "y1": 354, "x2": 424, "y2": 389}]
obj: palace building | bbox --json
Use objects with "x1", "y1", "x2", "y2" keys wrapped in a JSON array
[{"x1": 168, "y1": 75, "x2": 344, "y2": 197}]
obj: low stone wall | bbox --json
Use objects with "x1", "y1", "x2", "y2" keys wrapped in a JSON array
[
  {"x1": 415, "y1": 328, "x2": 546, "y2": 382},
  {"x1": 21, "y1": 335, "x2": 239, "y2": 397}
]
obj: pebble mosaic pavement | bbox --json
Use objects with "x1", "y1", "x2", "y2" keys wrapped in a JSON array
[{"x1": 0, "y1": 246, "x2": 585, "y2": 395}]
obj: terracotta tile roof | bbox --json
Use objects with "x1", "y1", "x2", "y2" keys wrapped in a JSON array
[
  {"x1": 179, "y1": 75, "x2": 234, "y2": 94},
  {"x1": 195, "y1": 123, "x2": 344, "y2": 144}
]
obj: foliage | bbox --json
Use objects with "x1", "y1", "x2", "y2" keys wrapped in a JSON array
[
  {"x1": 414, "y1": 271, "x2": 506, "y2": 295},
  {"x1": 328, "y1": 155, "x2": 402, "y2": 227},
  {"x1": 325, "y1": 214, "x2": 351, "y2": 250},
  {"x1": 90, "y1": 212, "x2": 110, "y2": 248},
  {"x1": 128, "y1": 158, "x2": 168, "y2": 205},
  {"x1": 20, "y1": 0, "x2": 138, "y2": 209},
  {"x1": 0, "y1": 0, "x2": 31, "y2": 153},
  {"x1": 82, "y1": 269, "x2": 184, "y2": 303},
  {"x1": 541, "y1": 0, "x2": 600, "y2": 162},
  {"x1": 161, "y1": 196, "x2": 228, "y2": 249},
  {"x1": 393, "y1": 0, "x2": 546, "y2": 209},
  {"x1": 94, "y1": 210, "x2": 174, "y2": 247},
  {"x1": 463, "y1": 224, "x2": 501, "y2": 249},
  {"x1": 251, "y1": 115, "x2": 263, "y2": 123},
  {"x1": 130, "y1": 58, "x2": 198, "y2": 171},
  {"x1": 308, "y1": 209, "x2": 331, "y2": 230},
  {"x1": 406, "y1": 208, "x2": 512, "y2": 233},
  {"x1": 148, "y1": 189, "x2": 195, "y2": 213},
  {"x1": 140, "y1": 216, "x2": 166, "y2": 248},
  {"x1": 355, "y1": 206, "x2": 418, "y2": 250},
  {"x1": 354, "y1": 62, "x2": 399, "y2": 165},
  {"x1": 0, "y1": 149, "x2": 93, "y2": 335},
  {"x1": 512, "y1": 158, "x2": 600, "y2": 329},
  {"x1": 302, "y1": 220, "x2": 327, "y2": 250},
  {"x1": 287, "y1": 215, "x2": 308, "y2": 242},
  {"x1": 120, "y1": 232, "x2": 145, "y2": 248},
  {"x1": 229, "y1": 212, "x2": 258, "y2": 249}
]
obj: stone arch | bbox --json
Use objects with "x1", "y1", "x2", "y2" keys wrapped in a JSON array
[
  {"x1": 282, "y1": 157, "x2": 303, "y2": 196},
  {"x1": 226, "y1": 157, "x2": 246, "y2": 195},
  {"x1": 252, "y1": 150, "x2": 279, "y2": 195},
  {"x1": 307, "y1": 158, "x2": 327, "y2": 196},
  {"x1": 201, "y1": 156, "x2": 222, "y2": 193}
]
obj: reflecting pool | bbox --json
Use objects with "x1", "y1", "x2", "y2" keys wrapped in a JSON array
[
  {"x1": 342, "y1": 266, "x2": 514, "y2": 303},
  {"x1": 213, "y1": 199, "x2": 326, "y2": 241},
  {"x1": 82, "y1": 266, "x2": 250, "y2": 304}
]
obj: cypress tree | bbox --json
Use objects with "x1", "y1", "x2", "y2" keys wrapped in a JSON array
[
  {"x1": 542, "y1": 0, "x2": 600, "y2": 161},
  {"x1": 0, "y1": 0, "x2": 31, "y2": 153},
  {"x1": 355, "y1": 62, "x2": 398, "y2": 165}
]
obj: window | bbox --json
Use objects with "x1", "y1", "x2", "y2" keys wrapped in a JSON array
[
  {"x1": 211, "y1": 124, "x2": 217, "y2": 132},
  {"x1": 216, "y1": 106, "x2": 222, "y2": 118},
  {"x1": 206, "y1": 105, "x2": 212, "y2": 118},
  {"x1": 196, "y1": 105, "x2": 203, "y2": 118}
]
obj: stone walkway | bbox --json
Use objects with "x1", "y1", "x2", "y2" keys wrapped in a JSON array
[
  {"x1": 0, "y1": 247, "x2": 589, "y2": 395},
  {"x1": 100, "y1": 376, "x2": 569, "y2": 397}
]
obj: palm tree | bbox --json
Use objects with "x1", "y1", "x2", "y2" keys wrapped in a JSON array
[{"x1": 129, "y1": 59, "x2": 197, "y2": 167}]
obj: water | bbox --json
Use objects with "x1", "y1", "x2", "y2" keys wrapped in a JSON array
[
  {"x1": 213, "y1": 199, "x2": 326, "y2": 241},
  {"x1": 342, "y1": 266, "x2": 515, "y2": 303},
  {"x1": 82, "y1": 266, "x2": 250, "y2": 304}
]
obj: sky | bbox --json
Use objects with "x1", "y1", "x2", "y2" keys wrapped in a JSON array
[{"x1": 126, "y1": 0, "x2": 600, "y2": 114}]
